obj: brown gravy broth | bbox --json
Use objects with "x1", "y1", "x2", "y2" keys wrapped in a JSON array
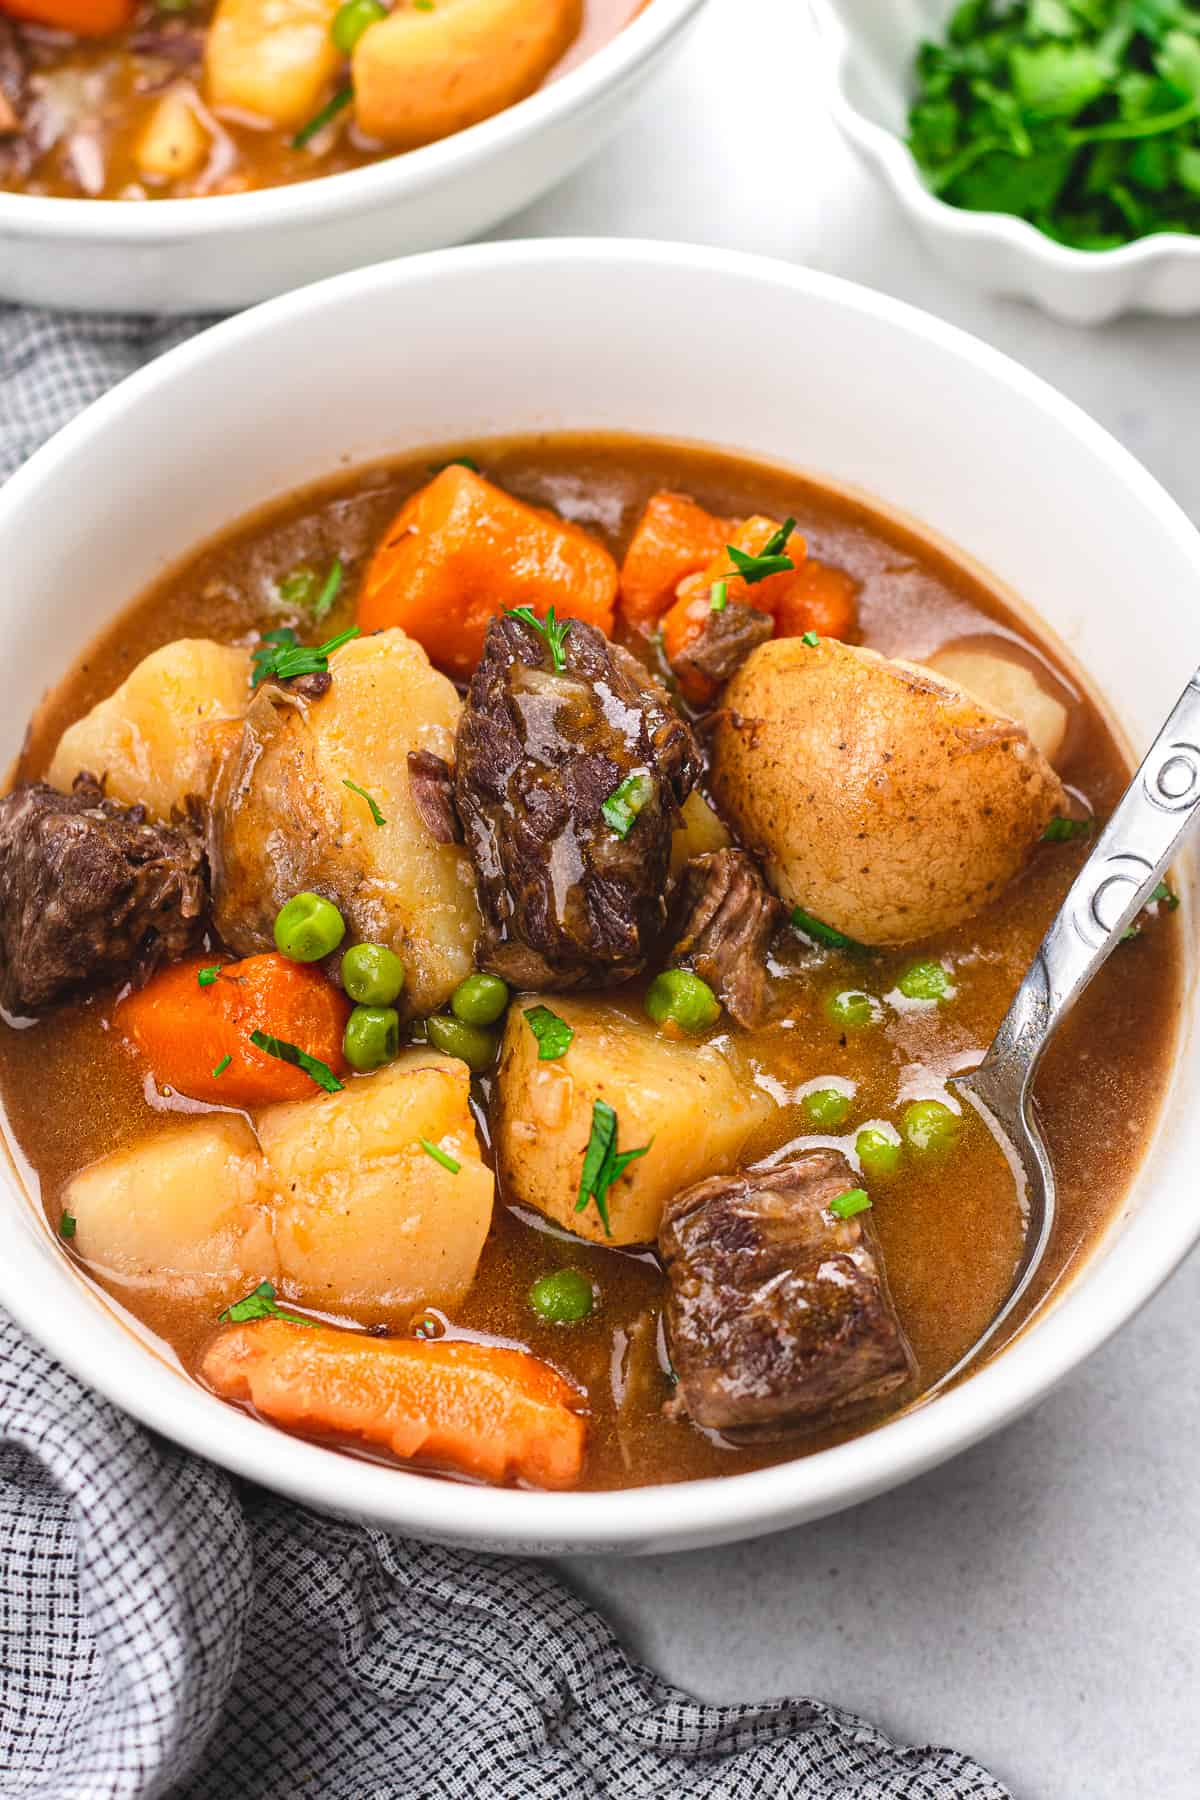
[
  {"x1": 0, "y1": 436, "x2": 1182, "y2": 1489},
  {"x1": 1, "y1": 0, "x2": 639, "y2": 201}
]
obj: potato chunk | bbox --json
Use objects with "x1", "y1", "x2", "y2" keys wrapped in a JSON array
[
  {"x1": 261, "y1": 1053, "x2": 493, "y2": 1314},
  {"x1": 211, "y1": 629, "x2": 481, "y2": 1016},
  {"x1": 922, "y1": 643, "x2": 1070, "y2": 765},
  {"x1": 711, "y1": 637, "x2": 1065, "y2": 946},
  {"x1": 136, "y1": 90, "x2": 210, "y2": 182},
  {"x1": 65, "y1": 1115, "x2": 273, "y2": 1301},
  {"x1": 495, "y1": 996, "x2": 779, "y2": 1246},
  {"x1": 48, "y1": 639, "x2": 251, "y2": 822},
  {"x1": 670, "y1": 788, "x2": 732, "y2": 882},
  {"x1": 205, "y1": 0, "x2": 342, "y2": 129},
  {"x1": 353, "y1": 0, "x2": 581, "y2": 149}
]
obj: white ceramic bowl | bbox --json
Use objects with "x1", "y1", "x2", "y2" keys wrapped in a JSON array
[
  {"x1": 811, "y1": 0, "x2": 1200, "y2": 324},
  {"x1": 0, "y1": 240, "x2": 1196, "y2": 1553},
  {"x1": 0, "y1": 0, "x2": 707, "y2": 314}
]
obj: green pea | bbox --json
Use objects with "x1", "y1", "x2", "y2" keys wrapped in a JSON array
[
  {"x1": 529, "y1": 1268, "x2": 595, "y2": 1325},
  {"x1": 273, "y1": 892, "x2": 346, "y2": 963},
  {"x1": 902, "y1": 1099, "x2": 962, "y2": 1157},
  {"x1": 644, "y1": 969, "x2": 721, "y2": 1033},
  {"x1": 343, "y1": 1005, "x2": 399, "y2": 1073},
  {"x1": 825, "y1": 988, "x2": 880, "y2": 1030},
  {"x1": 803, "y1": 1086, "x2": 851, "y2": 1128},
  {"x1": 331, "y1": 0, "x2": 386, "y2": 52},
  {"x1": 342, "y1": 942, "x2": 406, "y2": 1006},
  {"x1": 450, "y1": 972, "x2": 510, "y2": 1027},
  {"x1": 426, "y1": 1013, "x2": 498, "y2": 1073},
  {"x1": 898, "y1": 960, "x2": 953, "y2": 1002},
  {"x1": 856, "y1": 1126, "x2": 902, "y2": 1181}
]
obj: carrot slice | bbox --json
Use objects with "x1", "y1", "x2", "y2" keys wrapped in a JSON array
[
  {"x1": 618, "y1": 491, "x2": 732, "y2": 629},
  {"x1": 117, "y1": 953, "x2": 350, "y2": 1107},
  {"x1": 662, "y1": 516, "x2": 810, "y2": 702},
  {"x1": 0, "y1": 0, "x2": 131, "y2": 33},
  {"x1": 358, "y1": 465, "x2": 618, "y2": 677},
  {"x1": 202, "y1": 1319, "x2": 588, "y2": 1489},
  {"x1": 774, "y1": 557, "x2": 860, "y2": 643}
]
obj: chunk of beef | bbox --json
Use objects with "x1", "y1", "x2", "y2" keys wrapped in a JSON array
[
  {"x1": 407, "y1": 748, "x2": 461, "y2": 844},
  {"x1": 0, "y1": 774, "x2": 207, "y2": 1015},
  {"x1": 671, "y1": 847, "x2": 782, "y2": 1028},
  {"x1": 671, "y1": 602, "x2": 773, "y2": 693},
  {"x1": 659, "y1": 1149, "x2": 915, "y2": 1439},
  {"x1": 0, "y1": 21, "x2": 27, "y2": 164},
  {"x1": 455, "y1": 614, "x2": 701, "y2": 989},
  {"x1": 129, "y1": 22, "x2": 206, "y2": 74}
]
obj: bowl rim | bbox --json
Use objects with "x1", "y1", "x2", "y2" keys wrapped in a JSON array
[
  {"x1": 0, "y1": 237, "x2": 1196, "y2": 1550},
  {"x1": 809, "y1": 0, "x2": 1200, "y2": 272},
  {"x1": 0, "y1": 0, "x2": 707, "y2": 239}
]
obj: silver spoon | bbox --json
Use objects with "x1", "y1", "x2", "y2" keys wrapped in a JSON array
[{"x1": 934, "y1": 665, "x2": 1200, "y2": 1390}]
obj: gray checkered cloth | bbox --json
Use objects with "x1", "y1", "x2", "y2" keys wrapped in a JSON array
[{"x1": 0, "y1": 306, "x2": 1010, "y2": 1800}]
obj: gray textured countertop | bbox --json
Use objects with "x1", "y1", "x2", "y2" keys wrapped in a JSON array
[{"x1": 495, "y1": 1, "x2": 1200, "y2": 1793}]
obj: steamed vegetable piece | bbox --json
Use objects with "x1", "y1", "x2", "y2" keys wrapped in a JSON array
[
  {"x1": 357, "y1": 465, "x2": 618, "y2": 677},
  {"x1": 494, "y1": 995, "x2": 779, "y2": 1246},
  {"x1": 618, "y1": 491, "x2": 733, "y2": 629},
  {"x1": 711, "y1": 636, "x2": 1065, "y2": 946},
  {"x1": 352, "y1": 0, "x2": 582, "y2": 150},
  {"x1": 64, "y1": 1053, "x2": 493, "y2": 1313},
  {"x1": 211, "y1": 628, "x2": 481, "y2": 1016},
  {"x1": 136, "y1": 91, "x2": 211, "y2": 183},
  {"x1": 0, "y1": 0, "x2": 131, "y2": 33},
  {"x1": 117, "y1": 953, "x2": 350, "y2": 1107},
  {"x1": 47, "y1": 639, "x2": 250, "y2": 822},
  {"x1": 669, "y1": 788, "x2": 732, "y2": 881},
  {"x1": 261, "y1": 1053, "x2": 492, "y2": 1312},
  {"x1": 205, "y1": 0, "x2": 343, "y2": 131},
  {"x1": 201, "y1": 1320, "x2": 586, "y2": 1489},
  {"x1": 922, "y1": 642, "x2": 1069, "y2": 764},
  {"x1": 64, "y1": 1115, "x2": 272, "y2": 1301}
]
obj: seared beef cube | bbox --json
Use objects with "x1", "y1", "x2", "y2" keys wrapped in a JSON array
[
  {"x1": 660, "y1": 1149, "x2": 915, "y2": 1438},
  {"x1": 0, "y1": 774, "x2": 207, "y2": 1015},
  {"x1": 455, "y1": 613, "x2": 701, "y2": 989},
  {"x1": 671, "y1": 847, "x2": 782, "y2": 1028},
  {"x1": 670, "y1": 600, "x2": 773, "y2": 693},
  {"x1": 407, "y1": 748, "x2": 461, "y2": 844}
]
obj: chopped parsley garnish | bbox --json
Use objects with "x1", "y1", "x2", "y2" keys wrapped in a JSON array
[
  {"x1": 710, "y1": 578, "x2": 729, "y2": 613},
  {"x1": 251, "y1": 624, "x2": 360, "y2": 688},
  {"x1": 908, "y1": 1, "x2": 1200, "y2": 252},
  {"x1": 726, "y1": 517, "x2": 797, "y2": 586},
  {"x1": 293, "y1": 82, "x2": 353, "y2": 151},
  {"x1": 791, "y1": 906, "x2": 868, "y2": 954},
  {"x1": 212, "y1": 1053, "x2": 232, "y2": 1078},
  {"x1": 504, "y1": 604, "x2": 572, "y2": 674},
  {"x1": 829, "y1": 1187, "x2": 872, "y2": 1221},
  {"x1": 419, "y1": 1137, "x2": 461, "y2": 1174},
  {"x1": 277, "y1": 565, "x2": 318, "y2": 609},
  {"x1": 343, "y1": 778, "x2": 386, "y2": 827},
  {"x1": 197, "y1": 965, "x2": 222, "y2": 987},
  {"x1": 219, "y1": 1279, "x2": 315, "y2": 1327},
  {"x1": 59, "y1": 1211, "x2": 76, "y2": 1240},
  {"x1": 1122, "y1": 879, "x2": 1180, "y2": 939},
  {"x1": 575, "y1": 1099, "x2": 651, "y2": 1238},
  {"x1": 1042, "y1": 815, "x2": 1095, "y2": 842},
  {"x1": 428, "y1": 454, "x2": 479, "y2": 474},
  {"x1": 311, "y1": 558, "x2": 344, "y2": 622},
  {"x1": 523, "y1": 1004, "x2": 574, "y2": 1061},
  {"x1": 248, "y1": 1030, "x2": 344, "y2": 1094},
  {"x1": 602, "y1": 770, "x2": 654, "y2": 839},
  {"x1": 801, "y1": 630, "x2": 821, "y2": 648}
]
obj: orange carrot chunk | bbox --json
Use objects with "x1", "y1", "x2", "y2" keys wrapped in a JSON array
[
  {"x1": 774, "y1": 557, "x2": 860, "y2": 643},
  {"x1": 117, "y1": 953, "x2": 350, "y2": 1108},
  {"x1": 618, "y1": 491, "x2": 732, "y2": 629},
  {"x1": 358, "y1": 464, "x2": 618, "y2": 677},
  {"x1": 0, "y1": 0, "x2": 132, "y2": 33},
  {"x1": 202, "y1": 1319, "x2": 588, "y2": 1489},
  {"x1": 662, "y1": 516, "x2": 810, "y2": 702}
]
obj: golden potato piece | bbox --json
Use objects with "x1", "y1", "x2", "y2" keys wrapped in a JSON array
[
  {"x1": 260, "y1": 1053, "x2": 493, "y2": 1315},
  {"x1": 670, "y1": 788, "x2": 732, "y2": 882},
  {"x1": 495, "y1": 996, "x2": 779, "y2": 1246},
  {"x1": 211, "y1": 629, "x2": 481, "y2": 1016},
  {"x1": 711, "y1": 637, "x2": 1065, "y2": 946},
  {"x1": 64, "y1": 1115, "x2": 273, "y2": 1301},
  {"x1": 48, "y1": 638, "x2": 251, "y2": 822},
  {"x1": 205, "y1": 0, "x2": 342, "y2": 130},
  {"x1": 137, "y1": 90, "x2": 210, "y2": 182},
  {"x1": 922, "y1": 643, "x2": 1070, "y2": 765},
  {"x1": 353, "y1": 0, "x2": 581, "y2": 149}
]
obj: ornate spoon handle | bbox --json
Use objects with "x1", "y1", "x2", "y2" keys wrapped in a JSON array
[{"x1": 981, "y1": 669, "x2": 1200, "y2": 1097}]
